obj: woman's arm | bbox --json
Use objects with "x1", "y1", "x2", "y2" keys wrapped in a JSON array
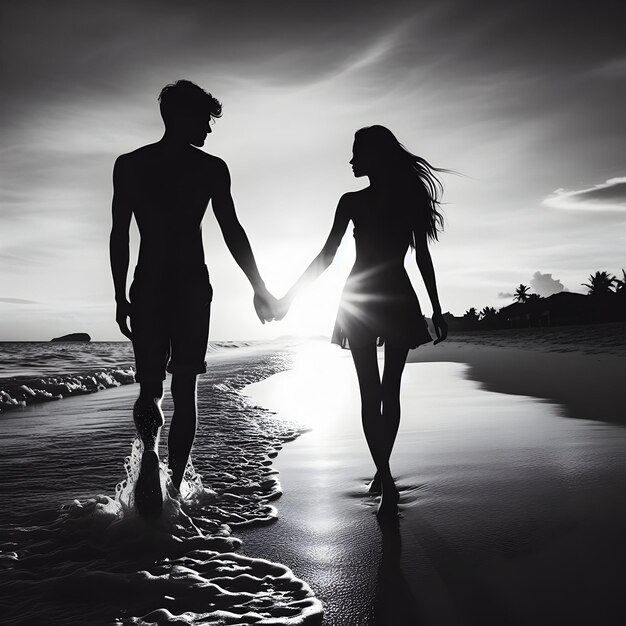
[
  {"x1": 280, "y1": 194, "x2": 352, "y2": 312},
  {"x1": 414, "y1": 230, "x2": 448, "y2": 343}
]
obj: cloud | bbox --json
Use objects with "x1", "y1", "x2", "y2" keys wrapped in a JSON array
[
  {"x1": 543, "y1": 177, "x2": 626, "y2": 211},
  {"x1": 595, "y1": 57, "x2": 626, "y2": 78},
  {"x1": 498, "y1": 272, "x2": 567, "y2": 299},
  {"x1": 0, "y1": 297, "x2": 39, "y2": 304},
  {"x1": 530, "y1": 271, "x2": 567, "y2": 296},
  {"x1": 2, "y1": 0, "x2": 626, "y2": 338}
]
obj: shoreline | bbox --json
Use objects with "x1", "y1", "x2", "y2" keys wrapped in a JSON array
[
  {"x1": 239, "y1": 340, "x2": 626, "y2": 625},
  {"x1": 444, "y1": 320, "x2": 626, "y2": 357},
  {"x1": 2, "y1": 338, "x2": 624, "y2": 624},
  {"x1": 3, "y1": 336, "x2": 624, "y2": 625},
  {"x1": 0, "y1": 344, "x2": 326, "y2": 625},
  {"x1": 409, "y1": 340, "x2": 624, "y2": 425}
]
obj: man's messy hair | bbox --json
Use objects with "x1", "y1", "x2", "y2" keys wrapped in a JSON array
[{"x1": 158, "y1": 80, "x2": 222, "y2": 123}]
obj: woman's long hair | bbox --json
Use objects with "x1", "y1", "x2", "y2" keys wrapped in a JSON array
[{"x1": 354, "y1": 125, "x2": 451, "y2": 245}]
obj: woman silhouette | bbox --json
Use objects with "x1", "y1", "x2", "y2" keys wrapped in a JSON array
[{"x1": 280, "y1": 126, "x2": 448, "y2": 515}]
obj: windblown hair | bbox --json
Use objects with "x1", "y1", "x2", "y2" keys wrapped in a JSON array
[
  {"x1": 158, "y1": 80, "x2": 223, "y2": 124},
  {"x1": 354, "y1": 125, "x2": 450, "y2": 244}
]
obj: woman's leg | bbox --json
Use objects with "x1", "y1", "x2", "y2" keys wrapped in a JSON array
[
  {"x1": 350, "y1": 342, "x2": 399, "y2": 515},
  {"x1": 381, "y1": 341, "x2": 409, "y2": 466},
  {"x1": 368, "y1": 342, "x2": 409, "y2": 492}
]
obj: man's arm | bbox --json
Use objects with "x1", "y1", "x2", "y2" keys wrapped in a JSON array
[
  {"x1": 109, "y1": 155, "x2": 133, "y2": 339},
  {"x1": 211, "y1": 159, "x2": 276, "y2": 323}
]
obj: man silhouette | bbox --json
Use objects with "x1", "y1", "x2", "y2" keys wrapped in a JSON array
[{"x1": 110, "y1": 80, "x2": 277, "y2": 518}]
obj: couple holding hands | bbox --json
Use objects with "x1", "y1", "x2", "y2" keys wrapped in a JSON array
[{"x1": 110, "y1": 80, "x2": 448, "y2": 519}]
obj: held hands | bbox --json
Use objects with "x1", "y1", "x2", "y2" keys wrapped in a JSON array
[
  {"x1": 432, "y1": 311, "x2": 448, "y2": 345},
  {"x1": 273, "y1": 295, "x2": 291, "y2": 321},
  {"x1": 253, "y1": 287, "x2": 292, "y2": 324},
  {"x1": 253, "y1": 287, "x2": 277, "y2": 324}
]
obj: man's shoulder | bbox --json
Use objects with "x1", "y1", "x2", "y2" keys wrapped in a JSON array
[
  {"x1": 114, "y1": 146, "x2": 229, "y2": 183},
  {"x1": 194, "y1": 150, "x2": 228, "y2": 171},
  {"x1": 194, "y1": 152, "x2": 232, "y2": 186},
  {"x1": 116, "y1": 143, "x2": 159, "y2": 162},
  {"x1": 114, "y1": 145, "x2": 158, "y2": 173}
]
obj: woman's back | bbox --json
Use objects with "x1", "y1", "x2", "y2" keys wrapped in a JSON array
[{"x1": 350, "y1": 188, "x2": 416, "y2": 270}]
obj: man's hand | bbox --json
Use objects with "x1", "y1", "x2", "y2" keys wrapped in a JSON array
[
  {"x1": 253, "y1": 288, "x2": 279, "y2": 324},
  {"x1": 115, "y1": 299, "x2": 133, "y2": 340},
  {"x1": 432, "y1": 311, "x2": 448, "y2": 345}
]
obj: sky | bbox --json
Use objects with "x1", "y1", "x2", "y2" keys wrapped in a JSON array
[{"x1": 1, "y1": 0, "x2": 625, "y2": 341}]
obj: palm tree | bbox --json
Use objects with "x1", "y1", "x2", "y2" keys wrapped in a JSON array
[
  {"x1": 463, "y1": 307, "x2": 479, "y2": 322},
  {"x1": 513, "y1": 284, "x2": 530, "y2": 303},
  {"x1": 581, "y1": 271, "x2": 616, "y2": 296},
  {"x1": 479, "y1": 306, "x2": 498, "y2": 321},
  {"x1": 614, "y1": 269, "x2": 626, "y2": 295}
]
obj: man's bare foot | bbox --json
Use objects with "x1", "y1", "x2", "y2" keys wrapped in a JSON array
[
  {"x1": 367, "y1": 472, "x2": 382, "y2": 494},
  {"x1": 377, "y1": 479, "x2": 400, "y2": 518},
  {"x1": 135, "y1": 450, "x2": 163, "y2": 519},
  {"x1": 169, "y1": 466, "x2": 183, "y2": 493}
]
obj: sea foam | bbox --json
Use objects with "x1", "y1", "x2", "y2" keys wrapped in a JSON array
[{"x1": 0, "y1": 341, "x2": 323, "y2": 625}]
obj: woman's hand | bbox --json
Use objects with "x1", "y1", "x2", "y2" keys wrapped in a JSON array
[
  {"x1": 273, "y1": 295, "x2": 292, "y2": 321},
  {"x1": 432, "y1": 311, "x2": 448, "y2": 345}
]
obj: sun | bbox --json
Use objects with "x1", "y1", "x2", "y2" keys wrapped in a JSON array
[{"x1": 278, "y1": 282, "x2": 342, "y2": 339}]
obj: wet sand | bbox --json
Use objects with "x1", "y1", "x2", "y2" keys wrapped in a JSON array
[
  {"x1": 410, "y1": 339, "x2": 626, "y2": 425},
  {"x1": 239, "y1": 342, "x2": 626, "y2": 625}
]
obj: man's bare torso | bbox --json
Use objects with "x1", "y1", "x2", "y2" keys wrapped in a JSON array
[{"x1": 118, "y1": 142, "x2": 222, "y2": 270}]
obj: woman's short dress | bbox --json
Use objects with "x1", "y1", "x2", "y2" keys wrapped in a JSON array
[{"x1": 331, "y1": 210, "x2": 433, "y2": 350}]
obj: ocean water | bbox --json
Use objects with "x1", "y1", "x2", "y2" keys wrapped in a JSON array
[
  {"x1": 0, "y1": 341, "x2": 323, "y2": 625},
  {"x1": 0, "y1": 341, "x2": 259, "y2": 413}
]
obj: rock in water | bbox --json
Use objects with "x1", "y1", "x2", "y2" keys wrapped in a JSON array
[{"x1": 50, "y1": 333, "x2": 91, "y2": 342}]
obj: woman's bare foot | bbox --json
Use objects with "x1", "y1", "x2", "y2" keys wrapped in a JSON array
[
  {"x1": 377, "y1": 478, "x2": 400, "y2": 518},
  {"x1": 367, "y1": 471, "x2": 382, "y2": 494},
  {"x1": 135, "y1": 450, "x2": 163, "y2": 519}
]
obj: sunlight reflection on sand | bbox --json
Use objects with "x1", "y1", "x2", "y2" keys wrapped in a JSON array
[{"x1": 242, "y1": 345, "x2": 626, "y2": 625}]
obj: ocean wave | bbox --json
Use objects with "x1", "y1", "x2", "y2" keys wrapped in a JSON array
[
  {"x1": 0, "y1": 340, "x2": 269, "y2": 414},
  {"x1": 0, "y1": 345, "x2": 323, "y2": 624},
  {"x1": 0, "y1": 367, "x2": 137, "y2": 413},
  {"x1": 207, "y1": 340, "x2": 257, "y2": 352}
]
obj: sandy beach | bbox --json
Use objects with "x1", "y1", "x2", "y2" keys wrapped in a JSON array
[
  {"x1": 1, "y1": 334, "x2": 624, "y2": 624},
  {"x1": 409, "y1": 337, "x2": 626, "y2": 425},
  {"x1": 240, "y1": 338, "x2": 626, "y2": 625}
]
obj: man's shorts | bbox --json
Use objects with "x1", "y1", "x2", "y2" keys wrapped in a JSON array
[{"x1": 130, "y1": 264, "x2": 212, "y2": 383}]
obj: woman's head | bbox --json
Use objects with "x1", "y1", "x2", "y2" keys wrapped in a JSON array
[
  {"x1": 350, "y1": 125, "x2": 406, "y2": 177},
  {"x1": 351, "y1": 125, "x2": 448, "y2": 243}
]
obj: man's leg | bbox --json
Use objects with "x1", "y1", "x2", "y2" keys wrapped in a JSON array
[
  {"x1": 168, "y1": 374, "x2": 198, "y2": 490},
  {"x1": 133, "y1": 381, "x2": 165, "y2": 452},
  {"x1": 134, "y1": 380, "x2": 165, "y2": 518},
  {"x1": 166, "y1": 264, "x2": 211, "y2": 491}
]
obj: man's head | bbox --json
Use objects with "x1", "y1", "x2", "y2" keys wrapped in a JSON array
[{"x1": 158, "y1": 80, "x2": 222, "y2": 147}]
